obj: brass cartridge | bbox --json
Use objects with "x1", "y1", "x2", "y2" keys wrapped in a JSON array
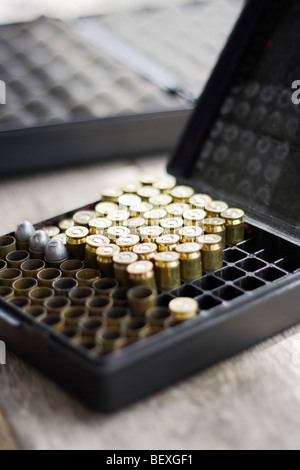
[
  {"x1": 95, "y1": 202, "x2": 118, "y2": 217},
  {"x1": 127, "y1": 261, "x2": 157, "y2": 290},
  {"x1": 154, "y1": 252, "x2": 181, "y2": 290},
  {"x1": 127, "y1": 286, "x2": 156, "y2": 317},
  {"x1": 145, "y1": 306, "x2": 172, "y2": 327},
  {"x1": 123, "y1": 217, "x2": 145, "y2": 233},
  {"x1": 160, "y1": 218, "x2": 183, "y2": 234},
  {"x1": 62, "y1": 306, "x2": 89, "y2": 327},
  {"x1": 13, "y1": 277, "x2": 38, "y2": 297},
  {"x1": 137, "y1": 186, "x2": 160, "y2": 201},
  {"x1": 78, "y1": 316, "x2": 106, "y2": 337},
  {"x1": 69, "y1": 286, "x2": 94, "y2": 306},
  {"x1": 24, "y1": 305, "x2": 47, "y2": 321},
  {"x1": 73, "y1": 210, "x2": 96, "y2": 227},
  {"x1": 0, "y1": 268, "x2": 22, "y2": 287},
  {"x1": 53, "y1": 233, "x2": 67, "y2": 246},
  {"x1": 93, "y1": 278, "x2": 119, "y2": 296},
  {"x1": 140, "y1": 226, "x2": 163, "y2": 243},
  {"x1": 220, "y1": 208, "x2": 245, "y2": 245},
  {"x1": 6, "y1": 250, "x2": 30, "y2": 269},
  {"x1": 130, "y1": 202, "x2": 153, "y2": 218},
  {"x1": 86, "y1": 295, "x2": 113, "y2": 316},
  {"x1": 170, "y1": 185, "x2": 195, "y2": 203},
  {"x1": 139, "y1": 173, "x2": 158, "y2": 186},
  {"x1": 166, "y1": 203, "x2": 190, "y2": 218},
  {"x1": 176, "y1": 242, "x2": 203, "y2": 281},
  {"x1": 149, "y1": 194, "x2": 173, "y2": 208},
  {"x1": 198, "y1": 234, "x2": 223, "y2": 272},
  {"x1": 37, "y1": 268, "x2": 62, "y2": 288},
  {"x1": 189, "y1": 194, "x2": 212, "y2": 210},
  {"x1": 60, "y1": 259, "x2": 84, "y2": 279},
  {"x1": 118, "y1": 194, "x2": 142, "y2": 210},
  {"x1": 156, "y1": 234, "x2": 180, "y2": 252},
  {"x1": 113, "y1": 252, "x2": 138, "y2": 287},
  {"x1": 41, "y1": 226, "x2": 60, "y2": 238},
  {"x1": 96, "y1": 244, "x2": 121, "y2": 278},
  {"x1": 10, "y1": 296, "x2": 31, "y2": 310},
  {"x1": 107, "y1": 210, "x2": 130, "y2": 226},
  {"x1": 29, "y1": 230, "x2": 50, "y2": 259},
  {"x1": 76, "y1": 268, "x2": 101, "y2": 287},
  {"x1": 179, "y1": 226, "x2": 203, "y2": 243},
  {"x1": 103, "y1": 307, "x2": 131, "y2": 327},
  {"x1": 53, "y1": 277, "x2": 78, "y2": 296},
  {"x1": 89, "y1": 218, "x2": 112, "y2": 235},
  {"x1": 110, "y1": 287, "x2": 129, "y2": 307},
  {"x1": 204, "y1": 217, "x2": 226, "y2": 250},
  {"x1": 0, "y1": 286, "x2": 14, "y2": 300},
  {"x1": 121, "y1": 182, "x2": 141, "y2": 194},
  {"x1": 66, "y1": 226, "x2": 89, "y2": 261},
  {"x1": 205, "y1": 201, "x2": 229, "y2": 218},
  {"x1": 116, "y1": 235, "x2": 140, "y2": 252},
  {"x1": 0, "y1": 260, "x2": 7, "y2": 272},
  {"x1": 143, "y1": 209, "x2": 168, "y2": 226},
  {"x1": 58, "y1": 219, "x2": 74, "y2": 233},
  {"x1": 21, "y1": 259, "x2": 45, "y2": 279},
  {"x1": 45, "y1": 296, "x2": 71, "y2": 315},
  {"x1": 153, "y1": 176, "x2": 176, "y2": 193},
  {"x1": 183, "y1": 209, "x2": 206, "y2": 227},
  {"x1": 169, "y1": 297, "x2": 199, "y2": 321},
  {"x1": 96, "y1": 327, "x2": 125, "y2": 354},
  {"x1": 121, "y1": 318, "x2": 148, "y2": 338},
  {"x1": 101, "y1": 188, "x2": 123, "y2": 202},
  {"x1": 44, "y1": 240, "x2": 68, "y2": 268},
  {"x1": 29, "y1": 287, "x2": 54, "y2": 306},
  {"x1": 85, "y1": 234, "x2": 110, "y2": 268},
  {"x1": 133, "y1": 243, "x2": 157, "y2": 262},
  {"x1": 107, "y1": 226, "x2": 130, "y2": 243},
  {"x1": 41, "y1": 314, "x2": 65, "y2": 331}
]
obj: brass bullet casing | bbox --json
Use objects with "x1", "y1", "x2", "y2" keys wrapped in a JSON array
[
  {"x1": 58, "y1": 219, "x2": 74, "y2": 233},
  {"x1": 0, "y1": 260, "x2": 7, "y2": 272},
  {"x1": 93, "y1": 278, "x2": 119, "y2": 296},
  {"x1": 153, "y1": 176, "x2": 176, "y2": 193},
  {"x1": 60, "y1": 259, "x2": 84, "y2": 279},
  {"x1": 0, "y1": 286, "x2": 14, "y2": 300},
  {"x1": 66, "y1": 226, "x2": 89, "y2": 261},
  {"x1": 0, "y1": 236, "x2": 17, "y2": 259},
  {"x1": 137, "y1": 186, "x2": 160, "y2": 202},
  {"x1": 113, "y1": 252, "x2": 138, "y2": 287},
  {"x1": 13, "y1": 277, "x2": 38, "y2": 297},
  {"x1": 121, "y1": 182, "x2": 141, "y2": 194},
  {"x1": 10, "y1": 296, "x2": 31, "y2": 310},
  {"x1": 85, "y1": 295, "x2": 113, "y2": 317},
  {"x1": 139, "y1": 173, "x2": 158, "y2": 186},
  {"x1": 29, "y1": 287, "x2": 54, "y2": 306},
  {"x1": 41, "y1": 226, "x2": 60, "y2": 239},
  {"x1": 170, "y1": 185, "x2": 195, "y2": 203},
  {"x1": 110, "y1": 287, "x2": 130, "y2": 307},
  {"x1": 133, "y1": 243, "x2": 157, "y2": 262},
  {"x1": 198, "y1": 234, "x2": 223, "y2": 272},
  {"x1": 24, "y1": 305, "x2": 47, "y2": 321},
  {"x1": 121, "y1": 318, "x2": 148, "y2": 338},
  {"x1": 149, "y1": 194, "x2": 173, "y2": 208},
  {"x1": 58, "y1": 325, "x2": 79, "y2": 340},
  {"x1": 37, "y1": 268, "x2": 62, "y2": 288},
  {"x1": 144, "y1": 209, "x2": 167, "y2": 226},
  {"x1": 96, "y1": 327, "x2": 124, "y2": 354},
  {"x1": 29, "y1": 230, "x2": 50, "y2": 259},
  {"x1": 85, "y1": 234, "x2": 110, "y2": 268},
  {"x1": 176, "y1": 242, "x2": 203, "y2": 281},
  {"x1": 116, "y1": 234, "x2": 140, "y2": 252},
  {"x1": 62, "y1": 306, "x2": 89, "y2": 327},
  {"x1": 127, "y1": 286, "x2": 156, "y2": 317},
  {"x1": 130, "y1": 202, "x2": 153, "y2": 218},
  {"x1": 145, "y1": 307, "x2": 172, "y2": 327},
  {"x1": 79, "y1": 316, "x2": 106, "y2": 337},
  {"x1": 42, "y1": 313, "x2": 65, "y2": 331},
  {"x1": 76, "y1": 268, "x2": 101, "y2": 287},
  {"x1": 190, "y1": 194, "x2": 212, "y2": 210},
  {"x1": 123, "y1": 217, "x2": 145, "y2": 234},
  {"x1": 220, "y1": 208, "x2": 245, "y2": 245},
  {"x1": 107, "y1": 210, "x2": 130, "y2": 227},
  {"x1": 140, "y1": 226, "x2": 163, "y2": 243},
  {"x1": 44, "y1": 240, "x2": 68, "y2": 268},
  {"x1": 53, "y1": 233, "x2": 67, "y2": 246},
  {"x1": 72, "y1": 336, "x2": 98, "y2": 354},
  {"x1": 160, "y1": 218, "x2": 183, "y2": 234},
  {"x1": 73, "y1": 210, "x2": 96, "y2": 227},
  {"x1": 118, "y1": 194, "x2": 142, "y2": 210},
  {"x1": 107, "y1": 226, "x2": 130, "y2": 243},
  {"x1": 69, "y1": 286, "x2": 95, "y2": 306},
  {"x1": 169, "y1": 297, "x2": 199, "y2": 322},
  {"x1": 6, "y1": 250, "x2": 30, "y2": 269},
  {"x1": 103, "y1": 307, "x2": 131, "y2": 327},
  {"x1": 205, "y1": 200, "x2": 229, "y2": 218},
  {"x1": 0, "y1": 268, "x2": 22, "y2": 287},
  {"x1": 154, "y1": 252, "x2": 181, "y2": 291},
  {"x1": 15, "y1": 221, "x2": 35, "y2": 251},
  {"x1": 53, "y1": 277, "x2": 78, "y2": 297},
  {"x1": 204, "y1": 218, "x2": 226, "y2": 250},
  {"x1": 166, "y1": 203, "x2": 190, "y2": 218},
  {"x1": 96, "y1": 244, "x2": 121, "y2": 278},
  {"x1": 127, "y1": 261, "x2": 157, "y2": 290},
  {"x1": 45, "y1": 296, "x2": 71, "y2": 315},
  {"x1": 179, "y1": 226, "x2": 203, "y2": 243},
  {"x1": 89, "y1": 218, "x2": 112, "y2": 235},
  {"x1": 183, "y1": 209, "x2": 206, "y2": 227},
  {"x1": 86, "y1": 295, "x2": 113, "y2": 316},
  {"x1": 101, "y1": 188, "x2": 123, "y2": 203},
  {"x1": 156, "y1": 234, "x2": 180, "y2": 252},
  {"x1": 95, "y1": 202, "x2": 118, "y2": 217}
]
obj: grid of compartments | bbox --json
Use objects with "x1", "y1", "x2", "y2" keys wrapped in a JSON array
[{"x1": 157, "y1": 226, "x2": 300, "y2": 317}]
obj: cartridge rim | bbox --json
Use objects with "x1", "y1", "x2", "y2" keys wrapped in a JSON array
[
  {"x1": 121, "y1": 182, "x2": 141, "y2": 194},
  {"x1": 140, "y1": 226, "x2": 164, "y2": 242},
  {"x1": 205, "y1": 200, "x2": 229, "y2": 215},
  {"x1": 166, "y1": 203, "x2": 190, "y2": 217},
  {"x1": 107, "y1": 226, "x2": 130, "y2": 241},
  {"x1": 58, "y1": 219, "x2": 75, "y2": 232},
  {"x1": 170, "y1": 185, "x2": 195, "y2": 202},
  {"x1": 116, "y1": 234, "x2": 140, "y2": 250},
  {"x1": 73, "y1": 211, "x2": 96, "y2": 226},
  {"x1": 113, "y1": 251, "x2": 138, "y2": 265},
  {"x1": 176, "y1": 242, "x2": 202, "y2": 254},
  {"x1": 89, "y1": 218, "x2": 112, "y2": 233},
  {"x1": 154, "y1": 251, "x2": 180, "y2": 264},
  {"x1": 130, "y1": 202, "x2": 153, "y2": 217},
  {"x1": 149, "y1": 194, "x2": 173, "y2": 207},
  {"x1": 198, "y1": 234, "x2": 223, "y2": 251},
  {"x1": 204, "y1": 218, "x2": 226, "y2": 234},
  {"x1": 96, "y1": 244, "x2": 121, "y2": 259},
  {"x1": 133, "y1": 243, "x2": 157, "y2": 256},
  {"x1": 156, "y1": 234, "x2": 180, "y2": 248},
  {"x1": 86, "y1": 234, "x2": 110, "y2": 249},
  {"x1": 144, "y1": 209, "x2": 167, "y2": 223},
  {"x1": 41, "y1": 226, "x2": 60, "y2": 238},
  {"x1": 123, "y1": 217, "x2": 145, "y2": 231},
  {"x1": 127, "y1": 261, "x2": 153, "y2": 275},
  {"x1": 160, "y1": 218, "x2": 183, "y2": 231},
  {"x1": 220, "y1": 208, "x2": 245, "y2": 225},
  {"x1": 118, "y1": 194, "x2": 142, "y2": 208},
  {"x1": 153, "y1": 176, "x2": 176, "y2": 192},
  {"x1": 179, "y1": 226, "x2": 203, "y2": 242},
  {"x1": 101, "y1": 188, "x2": 123, "y2": 202},
  {"x1": 66, "y1": 226, "x2": 89, "y2": 243},
  {"x1": 53, "y1": 233, "x2": 67, "y2": 245},
  {"x1": 189, "y1": 194, "x2": 212, "y2": 209},
  {"x1": 183, "y1": 209, "x2": 206, "y2": 224},
  {"x1": 107, "y1": 210, "x2": 130, "y2": 224},
  {"x1": 139, "y1": 173, "x2": 159, "y2": 186},
  {"x1": 95, "y1": 202, "x2": 118, "y2": 216},
  {"x1": 138, "y1": 186, "x2": 160, "y2": 200},
  {"x1": 169, "y1": 297, "x2": 198, "y2": 321}
]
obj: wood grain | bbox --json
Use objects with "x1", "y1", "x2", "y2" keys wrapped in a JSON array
[{"x1": 0, "y1": 156, "x2": 300, "y2": 450}]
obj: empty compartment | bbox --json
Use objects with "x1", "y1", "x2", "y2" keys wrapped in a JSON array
[
  {"x1": 237, "y1": 238, "x2": 265, "y2": 254},
  {"x1": 276, "y1": 256, "x2": 300, "y2": 273},
  {"x1": 156, "y1": 294, "x2": 175, "y2": 307},
  {"x1": 196, "y1": 295, "x2": 222, "y2": 311},
  {"x1": 255, "y1": 248, "x2": 284, "y2": 263},
  {"x1": 236, "y1": 257, "x2": 267, "y2": 273},
  {"x1": 256, "y1": 267, "x2": 287, "y2": 282},
  {"x1": 193, "y1": 275, "x2": 225, "y2": 291},
  {"x1": 223, "y1": 248, "x2": 248, "y2": 263},
  {"x1": 171, "y1": 284, "x2": 202, "y2": 298},
  {"x1": 215, "y1": 266, "x2": 245, "y2": 281},
  {"x1": 214, "y1": 285, "x2": 244, "y2": 301},
  {"x1": 235, "y1": 276, "x2": 266, "y2": 292}
]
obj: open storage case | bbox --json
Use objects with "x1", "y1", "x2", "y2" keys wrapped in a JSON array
[{"x1": 1, "y1": 0, "x2": 300, "y2": 412}]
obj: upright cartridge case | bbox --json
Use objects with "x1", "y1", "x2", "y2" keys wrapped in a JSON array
[
  {"x1": 53, "y1": 277, "x2": 78, "y2": 296},
  {"x1": 179, "y1": 226, "x2": 203, "y2": 243},
  {"x1": 116, "y1": 235, "x2": 140, "y2": 252},
  {"x1": 166, "y1": 203, "x2": 190, "y2": 218},
  {"x1": 0, "y1": 268, "x2": 22, "y2": 287},
  {"x1": 137, "y1": 186, "x2": 160, "y2": 201},
  {"x1": 78, "y1": 316, "x2": 106, "y2": 337},
  {"x1": 24, "y1": 305, "x2": 47, "y2": 321},
  {"x1": 123, "y1": 217, "x2": 145, "y2": 233},
  {"x1": 189, "y1": 194, "x2": 212, "y2": 210},
  {"x1": 133, "y1": 243, "x2": 157, "y2": 262},
  {"x1": 107, "y1": 210, "x2": 130, "y2": 226},
  {"x1": 0, "y1": 286, "x2": 14, "y2": 300},
  {"x1": 127, "y1": 261, "x2": 157, "y2": 290},
  {"x1": 205, "y1": 201, "x2": 229, "y2": 218},
  {"x1": 0, "y1": 260, "x2": 7, "y2": 272},
  {"x1": 42, "y1": 226, "x2": 60, "y2": 239},
  {"x1": 220, "y1": 208, "x2": 245, "y2": 245},
  {"x1": 103, "y1": 307, "x2": 131, "y2": 327},
  {"x1": 130, "y1": 202, "x2": 153, "y2": 218},
  {"x1": 145, "y1": 307, "x2": 172, "y2": 327},
  {"x1": 37, "y1": 268, "x2": 62, "y2": 288},
  {"x1": 58, "y1": 219, "x2": 74, "y2": 233},
  {"x1": 29, "y1": 287, "x2": 54, "y2": 306},
  {"x1": 183, "y1": 209, "x2": 206, "y2": 227},
  {"x1": 107, "y1": 226, "x2": 130, "y2": 243},
  {"x1": 169, "y1": 297, "x2": 199, "y2": 321},
  {"x1": 13, "y1": 277, "x2": 38, "y2": 297},
  {"x1": 73, "y1": 210, "x2": 96, "y2": 227},
  {"x1": 153, "y1": 176, "x2": 176, "y2": 193},
  {"x1": 198, "y1": 234, "x2": 223, "y2": 272},
  {"x1": 96, "y1": 244, "x2": 121, "y2": 278},
  {"x1": 95, "y1": 202, "x2": 118, "y2": 217},
  {"x1": 45, "y1": 296, "x2": 71, "y2": 315},
  {"x1": 113, "y1": 252, "x2": 138, "y2": 287},
  {"x1": 96, "y1": 327, "x2": 125, "y2": 354},
  {"x1": 154, "y1": 252, "x2": 181, "y2": 290},
  {"x1": 62, "y1": 306, "x2": 89, "y2": 327},
  {"x1": 118, "y1": 194, "x2": 141, "y2": 210},
  {"x1": 156, "y1": 234, "x2": 180, "y2": 252},
  {"x1": 204, "y1": 218, "x2": 226, "y2": 250},
  {"x1": 93, "y1": 278, "x2": 119, "y2": 297},
  {"x1": 176, "y1": 242, "x2": 203, "y2": 281},
  {"x1": 110, "y1": 288, "x2": 129, "y2": 307},
  {"x1": 6, "y1": 250, "x2": 30, "y2": 269},
  {"x1": 60, "y1": 259, "x2": 84, "y2": 279},
  {"x1": 100, "y1": 188, "x2": 122, "y2": 203},
  {"x1": 121, "y1": 318, "x2": 148, "y2": 339},
  {"x1": 86, "y1": 295, "x2": 113, "y2": 316},
  {"x1": 66, "y1": 226, "x2": 89, "y2": 261},
  {"x1": 69, "y1": 286, "x2": 95, "y2": 306},
  {"x1": 127, "y1": 286, "x2": 156, "y2": 317},
  {"x1": 85, "y1": 234, "x2": 110, "y2": 268},
  {"x1": 160, "y1": 218, "x2": 183, "y2": 234},
  {"x1": 76, "y1": 269, "x2": 101, "y2": 287},
  {"x1": 139, "y1": 173, "x2": 158, "y2": 186},
  {"x1": 21, "y1": 259, "x2": 45, "y2": 279},
  {"x1": 149, "y1": 194, "x2": 173, "y2": 208},
  {"x1": 10, "y1": 297, "x2": 31, "y2": 310},
  {"x1": 140, "y1": 226, "x2": 163, "y2": 243},
  {"x1": 89, "y1": 218, "x2": 112, "y2": 235},
  {"x1": 170, "y1": 185, "x2": 195, "y2": 203},
  {"x1": 121, "y1": 182, "x2": 140, "y2": 194}
]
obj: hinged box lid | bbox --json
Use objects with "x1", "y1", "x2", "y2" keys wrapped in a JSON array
[{"x1": 168, "y1": 0, "x2": 300, "y2": 244}]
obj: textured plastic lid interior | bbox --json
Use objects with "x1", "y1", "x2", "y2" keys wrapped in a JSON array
[{"x1": 168, "y1": 0, "x2": 300, "y2": 242}]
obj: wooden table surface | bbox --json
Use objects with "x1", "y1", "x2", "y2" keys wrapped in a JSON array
[{"x1": 1, "y1": 156, "x2": 300, "y2": 450}]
